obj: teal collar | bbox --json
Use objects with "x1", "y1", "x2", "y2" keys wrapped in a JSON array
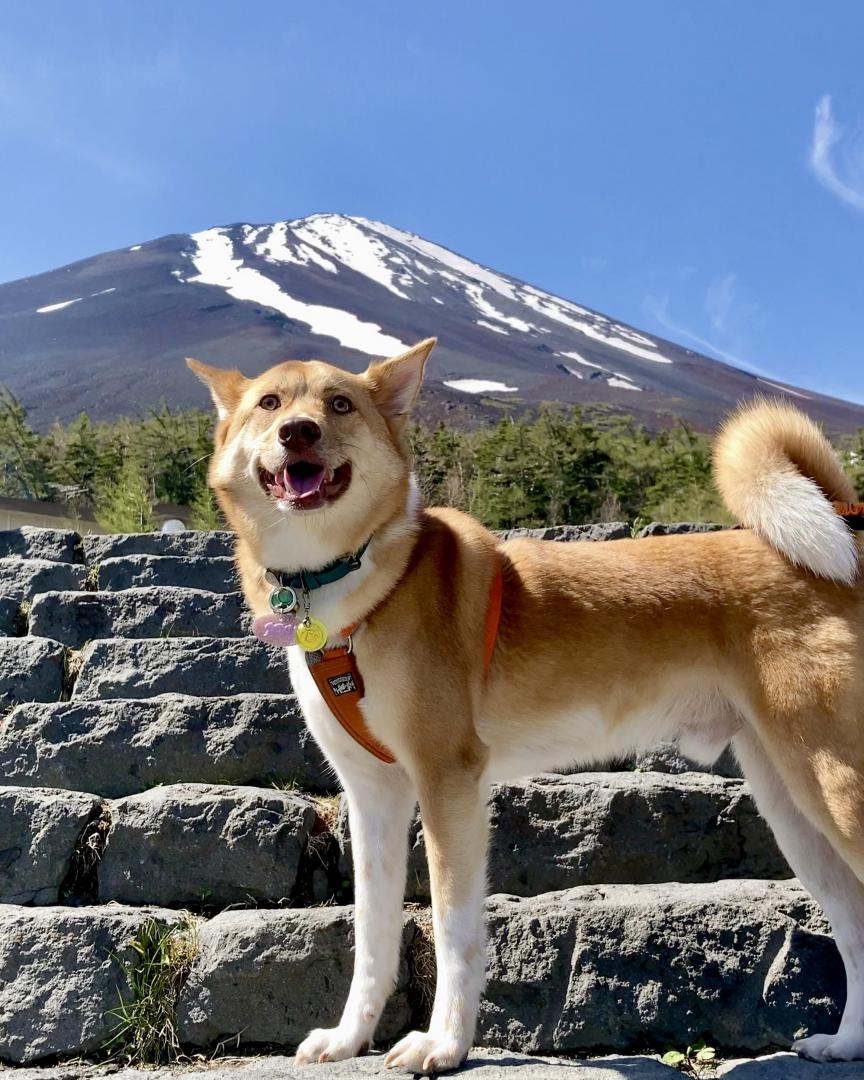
[{"x1": 270, "y1": 539, "x2": 370, "y2": 593}]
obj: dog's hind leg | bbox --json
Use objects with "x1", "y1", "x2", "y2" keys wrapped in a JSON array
[
  {"x1": 385, "y1": 754, "x2": 489, "y2": 1075},
  {"x1": 295, "y1": 763, "x2": 416, "y2": 1064},
  {"x1": 734, "y1": 726, "x2": 864, "y2": 1062}
]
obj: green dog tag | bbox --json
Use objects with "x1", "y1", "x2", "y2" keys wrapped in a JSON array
[{"x1": 269, "y1": 585, "x2": 298, "y2": 613}]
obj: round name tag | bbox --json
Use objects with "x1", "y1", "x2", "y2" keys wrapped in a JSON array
[
  {"x1": 269, "y1": 586, "x2": 298, "y2": 613},
  {"x1": 295, "y1": 618, "x2": 328, "y2": 652}
]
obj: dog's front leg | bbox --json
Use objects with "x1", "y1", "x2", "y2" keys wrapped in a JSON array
[
  {"x1": 295, "y1": 767, "x2": 416, "y2": 1064},
  {"x1": 385, "y1": 762, "x2": 488, "y2": 1074}
]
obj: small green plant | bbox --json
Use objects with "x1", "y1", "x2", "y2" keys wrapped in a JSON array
[
  {"x1": 630, "y1": 514, "x2": 650, "y2": 537},
  {"x1": 103, "y1": 915, "x2": 199, "y2": 1064},
  {"x1": 661, "y1": 1038, "x2": 717, "y2": 1076}
]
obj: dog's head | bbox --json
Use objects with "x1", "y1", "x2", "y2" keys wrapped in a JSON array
[{"x1": 187, "y1": 338, "x2": 435, "y2": 561}]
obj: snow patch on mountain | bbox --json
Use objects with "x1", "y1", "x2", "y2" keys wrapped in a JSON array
[
  {"x1": 464, "y1": 282, "x2": 535, "y2": 333},
  {"x1": 607, "y1": 375, "x2": 642, "y2": 391},
  {"x1": 560, "y1": 351, "x2": 607, "y2": 371},
  {"x1": 292, "y1": 214, "x2": 412, "y2": 298},
  {"x1": 361, "y1": 218, "x2": 522, "y2": 303},
  {"x1": 253, "y1": 223, "x2": 338, "y2": 273},
  {"x1": 758, "y1": 378, "x2": 811, "y2": 400},
  {"x1": 477, "y1": 319, "x2": 510, "y2": 335},
  {"x1": 184, "y1": 228, "x2": 409, "y2": 356},
  {"x1": 37, "y1": 298, "x2": 83, "y2": 314},
  {"x1": 444, "y1": 378, "x2": 519, "y2": 394}
]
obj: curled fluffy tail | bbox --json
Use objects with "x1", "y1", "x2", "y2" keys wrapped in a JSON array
[{"x1": 714, "y1": 399, "x2": 859, "y2": 585}]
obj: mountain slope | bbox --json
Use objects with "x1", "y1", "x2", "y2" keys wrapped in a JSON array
[{"x1": 1, "y1": 212, "x2": 861, "y2": 433}]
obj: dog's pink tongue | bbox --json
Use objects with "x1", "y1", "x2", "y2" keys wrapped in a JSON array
[{"x1": 283, "y1": 465, "x2": 325, "y2": 498}]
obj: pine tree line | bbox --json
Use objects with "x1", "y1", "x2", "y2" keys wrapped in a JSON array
[{"x1": 1, "y1": 388, "x2": 861, "y2": 533}]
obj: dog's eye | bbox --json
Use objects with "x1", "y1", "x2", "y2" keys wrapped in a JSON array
[
  {"x1": 258, "y1": 394, "x2": 280, "y2": 411},
  {"x1": 330, "y1": 395, "x2": 353, "y2": 415}
]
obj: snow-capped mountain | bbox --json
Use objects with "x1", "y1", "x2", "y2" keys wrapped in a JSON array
[{"x1": 1, "y1": 212, "x2": 862, "y2": 433}]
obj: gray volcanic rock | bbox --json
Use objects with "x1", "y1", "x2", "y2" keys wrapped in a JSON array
[
  {"x1": 83, "y1": 530, "x2": 235, "y2": 563},
  {"x1": 0, "y1": 527, "x2": 80, "y2": 563},
  {"x1": 339, "y1": 772, "x2": 789, "y2": 901},
  {"x1": 29, "y1": 587, "x2": 248, "y2": 647},
  {"x1": 0, "y1": 557, "x2": 85, "y2": 601},
  {"x1": 177, "y1": 906, "x2": 412, "y2": 1048},
  {"x1": 0, "y1": 694, "x2": 334, "y2": 796},
  {"x1": 73, "y1": 637, "x2": 292, "y2": 699},
  {"x1": 0, "y1": 786, "x2": 100, "y2": 904},
  {"x1": 98, "y1": 783, "x2": 317, "y2": 906},
  {"x1": 630, "y1": 742, "x2": 742, "y2": 777},
  {"x1": 638, "y1": 522, "x2": 730, "y2": 537},
  {"x1": 478, "y1": 880, "x2": 843, "y2": 1054},
  {"x1": 0, "y1": 596, "x2": 18, "y2": 636},
  {"x1": 97, "y1": 555, "x2": 238, "y2": 592},
  {"x1": 0, "y1": 904, "x2": 182, "y2": 1063},
  {"x1": 498, "y1": 523, "x2": 630, "y2": 542},
  {"x1": 0, "y1": 637, "x2": 65, "y2": 707}
]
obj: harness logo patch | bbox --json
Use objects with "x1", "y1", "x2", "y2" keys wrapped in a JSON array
[{"x1": 327, "y1": 672, "x2": 357, "y2": 696}]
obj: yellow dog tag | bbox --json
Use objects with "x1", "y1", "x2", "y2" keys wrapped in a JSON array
[{"x1": 295, "y1": 617, "x2": 328, "y2": 652}]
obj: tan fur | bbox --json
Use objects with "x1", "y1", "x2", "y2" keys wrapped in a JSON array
[{"x1": 190, "y1": 344, "x2": 864, "y2": 1071}]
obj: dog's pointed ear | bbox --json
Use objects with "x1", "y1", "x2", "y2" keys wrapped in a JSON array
[
  {"x1": 186, "y1": 358, "x2": 247, "y2": 419},
  {"x1": 365, "y1": 338, "x2": 435, "y2": 424}
]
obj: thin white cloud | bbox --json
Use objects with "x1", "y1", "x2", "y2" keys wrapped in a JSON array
[
  {"x1": 644, "y1": 293, "x2": 775, "y2": 377},
  {"x1": 704, "y1": 272, "x2": 737, "y2": 333},
  {"x1": 809, "y1": 94, "x2": 864, "y2": 211}
]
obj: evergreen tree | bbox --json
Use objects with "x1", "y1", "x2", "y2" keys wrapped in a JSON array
[
  {"x1": 0, "y1": 387, "x2": 53, "y2": 499},
  {"x1": 95, "y1": 453, "x2": 156, "y2": 533}
]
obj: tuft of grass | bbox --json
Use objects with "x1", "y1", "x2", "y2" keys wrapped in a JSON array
[
  {"x1": 84, "y1": 564, "x2": 100, "y2": 591},
  {"x1": 62, "y1": 647, "x2": 85, "y2": 699},
  {"x1": 103, "y1": 915, "x2": 200, "y2": 1065},
  {"x1": 406, "y1": 905, "x2": 437, "y2": 1027}
]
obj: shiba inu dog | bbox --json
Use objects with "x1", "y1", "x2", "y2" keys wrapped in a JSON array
[{"x1": 189, "y1": 339, "x2": 864, "y2": 1073}]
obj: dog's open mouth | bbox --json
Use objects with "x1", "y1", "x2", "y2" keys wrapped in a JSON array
[{"x1": 257, "y1": 460, "x2": 352, "y2": 509}]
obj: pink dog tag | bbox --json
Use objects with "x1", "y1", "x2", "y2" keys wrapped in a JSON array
[{"x1": 252, "y1": 613, "x2": 299, "y2": 646}]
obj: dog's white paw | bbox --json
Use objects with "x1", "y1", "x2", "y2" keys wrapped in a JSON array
[
  {"x1": 295, "y1": 1026, "x2": 369, "y2": 1065},
  {"x1": 384, "y1": 1030, "x2": 468, "y2": 1074},
  {"x1": 793, "y1": 1031, "x2": 864, "y2": 1062}
]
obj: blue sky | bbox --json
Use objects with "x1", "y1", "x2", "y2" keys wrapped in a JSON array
[{"x1": 1, "y1": 2, "x2": 863, "y2": 402}]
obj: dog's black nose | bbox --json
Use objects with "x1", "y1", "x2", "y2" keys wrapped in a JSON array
[{"x1": 279, "y1": 417, "x2": 322, "y2": 451}]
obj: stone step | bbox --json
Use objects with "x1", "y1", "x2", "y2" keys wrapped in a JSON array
[
  {"x1": 72, "y1": 637, "x2": 290, "y2": 699},
  {"x1": 0, "y1": 882, "x2": 845, "y2": 1062},
  {"x1": 0, "y1": 773, "x2": 789, "y2": 911},
  {"x1": 0, "y1": 905, "x2": 184, "y2": 1064},
  {"x1": 0, "y1": 557, "x2": 86, "y2": 602},
  {"x1": 5, "y1": 1055, "x2": 861, "y2": 1080},
  {"x1": 0, "y1": 637, "x2": 66, "y2": 709},
  {"x1": 97, "y1": 555, "x2": 238, "y2": 592},
  {"x1": 29, "y1": 588, "x2": 248, "y2": 648},
  {"x1": 0, "y1": 695, "x2": 334, "y2": 796},
  {"x1": 82, "y1": 530, "x2": 234, "y2": 564},
  {"x1": 0, "y1": 526, "x2": 80, "y2": 563},
  {"x1": 0, "y1": 786, "x2": 100, "y2": 904},
  {"x1": 4, "y1": 1049, "x2": 681, "y2": 1079},
  {"x1": 97, "y1": 783, "x2": 318, "y2": 907},
  {"x1": 360, "y1": 771, "x2": 790, "y2": 901},
  {"x1": 175, "y1": 880, "x2": 840, "y2": 1056}
]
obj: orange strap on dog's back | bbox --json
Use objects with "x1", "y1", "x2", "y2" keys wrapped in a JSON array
[
  {"x1": 308, "y1": 559, "x2": 504, "y2": 765},
  {"x1": 833, "y1": 502, "x2": 864, "y2": 531}
]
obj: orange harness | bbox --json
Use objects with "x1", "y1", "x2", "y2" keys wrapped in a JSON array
[
  {"x1": 307, "y1": 561, "x2": 504, "y2": 764},
  {"x1": 833, "y1": 501, "x2": 864, "y2": 531}
]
